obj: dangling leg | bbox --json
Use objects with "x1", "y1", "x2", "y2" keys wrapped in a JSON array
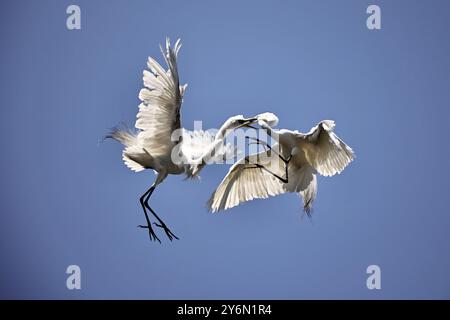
[
  {"x1": 144, "y1": 192, "x2": 179, "y2": 241},
  {"x1": 245, "y1": 136, "x2": 292, "y2": 164},
  {"x1": 138, "y1": 184, "x2": 160, "y2": 243},
  {"x1": 244, "y1": 136, "x2": 292, "y2": 184},
  {"x1": 245, "y1": 160, "x2": 290, "y2": 184},
  {"x1": 143, "y1": 171, "x2": 179, "y2": 241}
]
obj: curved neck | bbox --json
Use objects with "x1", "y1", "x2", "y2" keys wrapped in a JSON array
[
  {"x1": 190, "y1": 135, "x2": 226, "y2": 177},
  {"x1": 216, "y1": 125, "x2": 230, "y2": 141}
]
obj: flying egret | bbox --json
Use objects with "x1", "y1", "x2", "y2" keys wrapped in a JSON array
[
  {"x1": 107, "y1": 38, "x2": 264, "y2": 242},
  {"x1": 208, "y1": 115, "x2": 355, "y2": 214}
]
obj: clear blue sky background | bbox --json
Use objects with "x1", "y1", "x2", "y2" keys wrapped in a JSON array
[{"x1": 1, "y1": 0, "x2": 450, "y2": 299}]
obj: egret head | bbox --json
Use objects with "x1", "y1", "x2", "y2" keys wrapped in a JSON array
[
  {"x1": 223, "y1": 115, "x2": 258, "y2": 131},
  {"x1": 215, "y1": 115, "x2": 256, "y2": 140},
  {"x1": 255, "y1": 112, "x2": 279, "y2": 128}
]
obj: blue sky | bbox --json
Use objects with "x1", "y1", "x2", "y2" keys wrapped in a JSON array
[{"x1": 1, "y1": 0, "x2": 450, "y2": 299}]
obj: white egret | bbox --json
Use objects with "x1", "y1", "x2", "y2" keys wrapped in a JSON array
[
  {"x1": 208, "y1": 115, "x2": 355, "y2": 214},
  {"x1": 107, "y1": 38, "x2": 262, "y2": 242}
]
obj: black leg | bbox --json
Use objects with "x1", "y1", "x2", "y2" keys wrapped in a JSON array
[
  {"x1": 143, "y1": 188, "x2": 179, "y2": 241},
  {"x1": 243, "y1": 137, "x2": 291, "y2": 184},
  {"x1": 246, "y1": 137, "x2": 313, "y2": 218},
  {"x1": 138, "y1": 186, "x2": 161, "y2": 243},
  {"x1": 245, "y1": 161, "x2": 289, "y2": 184},
  {"x1": 245, "y1": 136, "x2": 292, "y2": 164}
]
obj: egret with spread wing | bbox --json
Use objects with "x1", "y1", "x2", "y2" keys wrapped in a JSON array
[
  {"x1": 208, "y1": 114, "x2": 355, "y2": 214},
  {"x1": 107, "y1": 38, "x2": 260, "y2": 242}
]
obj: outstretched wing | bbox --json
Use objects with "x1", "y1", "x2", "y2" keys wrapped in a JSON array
[
  {"x1": 207, "y1": 142, "x2": 318, "y2": 212},
  {"x1": 296, "y1": 120, "x2": 355, "y2": 177},
  {"x1": 208, "y1": 147, "x2": 289, "y2": 212},
  {"x1": 135, "y1": 38, "x2": 188, "y2": 157}
]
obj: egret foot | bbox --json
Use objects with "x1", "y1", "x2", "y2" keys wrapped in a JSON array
[
  {"x1": 153, "y1": 222, "x2": 179, "y2": 241},
  {"x1": 138, "y1": 224, "x2": 161, "y2": 243}
]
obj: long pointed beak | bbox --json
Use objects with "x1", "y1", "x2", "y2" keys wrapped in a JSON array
[{"x1": 235, "y1": 118, "x2": 257, "y2": 130}]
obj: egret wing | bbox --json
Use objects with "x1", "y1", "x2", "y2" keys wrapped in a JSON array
[
  {"x1": 208, "y1": 147, "x2": 289, "y2": 212},
  {"x1": 135, "y1": 38, "x2": 188, "y2": 157},
  {"x1": 296, "y1": 120, "x2": 354, "y2": 177},
  {"x1": 208, "y1": 144, "x2": 319, "y2": 213}
]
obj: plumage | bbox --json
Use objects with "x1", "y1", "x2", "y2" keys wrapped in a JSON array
[
  {"x1": 106, "y1": 38, "x2": 264, "y2": 242},
  {"x1": 296, "y1": 120, "x2": 354, "y2": 177},
  {"x1": 208, "y1": 118, "x2": 354, "y2": 214}
]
